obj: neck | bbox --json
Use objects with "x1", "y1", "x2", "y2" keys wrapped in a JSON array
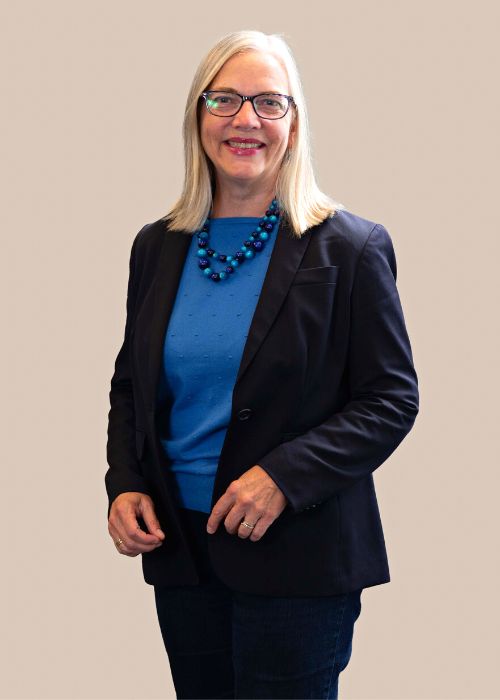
[{"x1": 211, "y1": 182, "x2": 276, "y2": 218}]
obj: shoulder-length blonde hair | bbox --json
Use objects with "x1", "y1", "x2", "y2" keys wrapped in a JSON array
[{"x1": 163, "y1": 30, "x2": 344, "y2": 238}]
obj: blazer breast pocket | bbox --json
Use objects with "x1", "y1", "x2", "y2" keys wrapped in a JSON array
[{"x1": 290, "y1": 265, "x2": 339, "y2": 287}]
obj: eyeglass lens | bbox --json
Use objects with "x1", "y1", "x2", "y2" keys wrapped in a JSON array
[{"x1": 205, "y1": 92, "x2": 288, "y2": 118}]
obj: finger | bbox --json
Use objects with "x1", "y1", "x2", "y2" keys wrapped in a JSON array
[
  {"x1": 138, "y1": 497, "x2": 165, "y2": 541},
  {"x1": 109, "y1": 523, "x2": 163, "y2": 556},
  {"x1": 236, "y1": 513, "x2": 261, "y2": 539},
  {"x1": 236, "y1": 521, "x2": 254, "y2": 539},
  {"x1": 244, "y1": 513, "x2": 273, "y2": 542},
  {"x1": 206, "y1": 492, "x2": 233, "y2": 533},
  {"x1": 225, "y1": 503, "x2": 252, "y2": 535},
  {"x1": 120, "y1": 503, "x2": 162, "y2": 546},
  {"x1": 108, "y1": 523, "x2": 134, "y2": 555}
]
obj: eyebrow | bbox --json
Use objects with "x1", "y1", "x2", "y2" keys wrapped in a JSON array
[{"x1": 210, "y1": 86, "x2": 281, "y2": 94}]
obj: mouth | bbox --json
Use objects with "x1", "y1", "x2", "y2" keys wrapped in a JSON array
[{"x1": 224, "y1": 139, "x2": 265, "y2": 150}]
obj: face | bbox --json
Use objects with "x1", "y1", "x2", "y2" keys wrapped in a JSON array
[{"x1": 199, "y1": 50, "x2": 296, "y2": 192}]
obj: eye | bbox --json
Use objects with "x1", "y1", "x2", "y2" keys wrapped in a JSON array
[{"x1": 212, "y1": 93, "x2": 238, "y2": 105}]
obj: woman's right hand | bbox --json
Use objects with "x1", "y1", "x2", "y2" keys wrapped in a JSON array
[{"x1": 108, "y1": 492, "x2": 165, "y2": 557}]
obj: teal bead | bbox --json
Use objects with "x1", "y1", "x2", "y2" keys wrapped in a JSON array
[{"x1": 195, "y1": 195, "x2": 279, "y2": 282}]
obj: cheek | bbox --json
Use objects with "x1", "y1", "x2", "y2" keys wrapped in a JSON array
[{"x1": 269, "y1": 128, "x2": 289, "y2": 150}]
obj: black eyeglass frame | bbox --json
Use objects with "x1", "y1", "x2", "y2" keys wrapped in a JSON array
[{"x1": 200, "y1": 90, "x2": 296, "y2": 120}]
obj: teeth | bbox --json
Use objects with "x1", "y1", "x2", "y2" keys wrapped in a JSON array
[{"x1": 227, "y1": 141, "x2": 262, "y2": 149}]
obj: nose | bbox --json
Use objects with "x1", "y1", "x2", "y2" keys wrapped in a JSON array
[{"x1": 231, "y1": 99, "x2": 261, "y2": 127}]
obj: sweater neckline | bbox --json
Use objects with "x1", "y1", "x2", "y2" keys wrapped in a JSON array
[{"x1": 210, "y1": 216, "x2": 261, "y2": 223}]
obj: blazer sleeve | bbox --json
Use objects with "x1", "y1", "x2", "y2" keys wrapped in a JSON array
[
  {"x1": 105, "y1": 227, "x2": 150, "y2": 518},
  {"x1": 257, "y1": 223, "x2": 420, "y2": 514}
]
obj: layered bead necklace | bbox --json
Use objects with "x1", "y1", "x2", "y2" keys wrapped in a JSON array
[{"x1": 195, "y1": 197, "x2": 281, "y2": 282}]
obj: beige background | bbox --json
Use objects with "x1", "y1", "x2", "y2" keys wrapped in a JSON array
[{"x1": 1, "y1": 0, "x2": 498, "y2": 698}]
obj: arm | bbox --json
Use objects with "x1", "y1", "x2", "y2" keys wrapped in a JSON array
[
  {"x1": 257, "y1": 224, "x2": 420, "y2": 514},
  {"x1": 105, "y1": 227, "x2": 150, "y2": 518}
]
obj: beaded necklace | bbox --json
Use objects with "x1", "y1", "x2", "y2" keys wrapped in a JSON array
[{"x1": 195, "y1": 197, "x2": 280, "y2": 282}]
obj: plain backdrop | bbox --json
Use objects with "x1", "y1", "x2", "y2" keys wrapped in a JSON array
[{"x1": 1, "y1": 1, "x2": 499, "y2": 698}]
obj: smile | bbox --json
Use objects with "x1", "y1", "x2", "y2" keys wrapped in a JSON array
[{"x1": 226, "y1": 140, "x2": 264, "y2": 149}]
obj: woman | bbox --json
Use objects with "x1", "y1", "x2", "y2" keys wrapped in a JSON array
[{"x1": 105, "y1": 30, "x2": 419, "y2": 699}]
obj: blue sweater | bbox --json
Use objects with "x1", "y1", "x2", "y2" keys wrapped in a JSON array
[{"x1": 158, "y1": 217, "x2": 278, "y2": 513}]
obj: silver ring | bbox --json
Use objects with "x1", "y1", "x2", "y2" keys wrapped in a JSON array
[{"x1": 240, "y1": 520, "x2": 256, "y2": 529}]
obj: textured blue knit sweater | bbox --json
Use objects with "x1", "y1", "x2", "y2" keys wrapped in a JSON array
[{"x1": 157, "y1": 217, "x2": 278, "y2": 513}]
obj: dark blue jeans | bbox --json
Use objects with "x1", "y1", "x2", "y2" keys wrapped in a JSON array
[{"x1": 154, "y1": 507, "x2": 363, "y2": 699}]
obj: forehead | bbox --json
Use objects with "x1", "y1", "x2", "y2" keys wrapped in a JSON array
[{"x1": 209, "y1": 50, "x2": 289, "y2": 93}]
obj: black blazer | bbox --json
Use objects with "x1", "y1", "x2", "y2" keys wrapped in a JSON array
[{"x1": 105, "y1": 208, "x2": 419, "y2": 596}]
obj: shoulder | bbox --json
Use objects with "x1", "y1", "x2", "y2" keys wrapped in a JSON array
[
  {"x1": 128, "y1": 215, "x2": 189, "y2": 269},
  {"x1": 315, "y1": 208, "x2": 392, "y2": 255},
  {"x1": 132, "y1": 216, "x2": 171, "y2": 256},
  {"x1": 308, "y1": 208, "x2": 395, "y2": 277}
]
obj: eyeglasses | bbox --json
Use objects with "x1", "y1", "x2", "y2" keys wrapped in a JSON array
[{"x1": 200, "y1": 90, "x2": 296, "y2": 120}]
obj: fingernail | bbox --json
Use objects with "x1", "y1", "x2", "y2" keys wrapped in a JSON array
[
  {"x1": 206, "y1": 525, "x2": 214, "y2": 534},
  {"x1": 156, "y1": 529, "x2": 164, "y2": 537}
]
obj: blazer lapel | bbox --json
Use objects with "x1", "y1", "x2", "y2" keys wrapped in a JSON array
[
  {"x1": 146, "y1": 217, "x2": 312, "y2": 411},
  {"x1": 234, "y1": 217, "x2": 311, "y2": 384},
  {"x1": 147, "y1": 226, "x2": 191, "y2": 409}
]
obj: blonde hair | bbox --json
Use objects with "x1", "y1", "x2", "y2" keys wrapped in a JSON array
[{"x1": 163, "y1": 30, "x2": 345, "y2": 238}]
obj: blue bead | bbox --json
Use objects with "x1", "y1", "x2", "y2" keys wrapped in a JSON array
[
  {"x1": 226, "y1": 255, "x2": 233, "y2": 261},
  {"x1": 198, "y1": 258, "x2": 210, "y2": 269},
  {"x1": 218, "y1": 271, "x2": 227, "y2": 280},
  {"x1": 210, "y1": 272, "x2": 221, "y2": 282},
  {"x1": 230, "y1": 260, "x2": 239, "y2": 268},
  {"x1": 235, "y1": 251, "x2": 245, "y2": 261},
  {"x1": 252, "y1": 240, "x2": 264, "y2": 251},
  {"x1": 244, "y1": 250, "x2": 255, "y2": 259},
  {"x1": 225, "y1": 266, "x2": 234, "y2": 274},
  {"x1": 240, "y1": 245, "x2": 248, "y2": 252},
  {"x1": 203, "y1": 267, "x2": 212, "y2": 276},
  {"x1": 268, "y1": 215, "x2": 277, "y2": 222},
  {"x1": 197, "y1": 248, "x2": 207, "y2": 257},
  {"x1": 264, "y1": 222, "x2": 273, "y2": 232},
  {"x1": 259, "y1": 231, "x2": 269, "y2": 241},
  {"x1": 199, "y1": 231, "x2": 208, "y2": 239}
]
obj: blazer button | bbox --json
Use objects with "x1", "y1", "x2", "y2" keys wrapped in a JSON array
[{"x1": 238, "y1": 408, "x2": 252, "y2": 421}]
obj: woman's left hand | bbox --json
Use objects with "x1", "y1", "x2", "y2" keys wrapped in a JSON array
[{"x1": 206, "y1": 465, "x2": 288, "y2": 542}]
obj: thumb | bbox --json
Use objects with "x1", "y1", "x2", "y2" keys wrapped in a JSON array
[{"x1": 139, "y1": 496, "x2": 165, "y2": 539}]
